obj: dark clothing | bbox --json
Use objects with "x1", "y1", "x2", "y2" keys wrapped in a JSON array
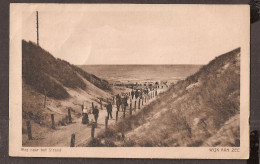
[
  {"x1": 94, "y1": 115, "x2": 98, "y2": 123},
  {"x1": 82, "y1": 113, "x2": 89, "y2": 124},
  {"x1": 106, "y1": 104, "x2": 113, "y2": 119},
  {"x1": 124, "y1": 99, "x2": 128, "y2": 106},
  {"x1": 92, "y1": 107, "x2": 99, "y2": 122},
  {"x1": 116, "y1": 95, "x2": 121, "y2": 111},
  {"x1": 108, "y1": 112, "x2": 112, "y2": 119},
  {"x1": 116, "y1": 94, "x2": 121, "y2": 104},
  {"x1": 131, "y1": 91, "x2": 135, "y2": 99},
  {"x1": 135, "y1": 90, "x2": 139, "y2": 99},
  {"x1": 116, "y1": 103, "x2": 120, "y2": 111}
]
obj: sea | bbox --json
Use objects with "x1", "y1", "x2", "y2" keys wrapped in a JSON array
[{"x1": 80, "y1": 65, "x2": 202, "y2": 84}]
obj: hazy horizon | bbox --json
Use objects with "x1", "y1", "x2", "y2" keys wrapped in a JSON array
[{"x1": 80, "y1": 64, "x2": 202, "y2": 83}]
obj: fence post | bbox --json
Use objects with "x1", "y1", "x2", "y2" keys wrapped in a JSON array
[
  {"x1": 92, "y1": 102, "x2": 94, "y2": 110},
  {"x1": 130, "y1": 102, "x2": 132, "y2": 115},
  {"x1": 70, "y1": 133, "x2": 75, "y2": 147},
  {"x1": 105, "y1": 117, "x2": 108, "y2": 129},
  {"x1": 91, "y1": 123, "x2": 95, "y2": 139},
  {"x1": 51, "y1": 114, "x2": 55, "y2": 129},
  {"x1": 68, "y1": 108, "x2": 72, "y2": 123},
  {"x1": 123, "y1": 106, "x2": 126, "y2": 118},
  {"x1": 116, "y1": 111, "x2": 118, "y2": 121},
  {"x1": 100, "y1": 100, "x2": 102, "y2": 110},
  {"x1": 26, "y1": 120, "x2": 32, "y2": 140},
  {"x1": 138, "y1": 99, "x2": 140, "y2": 109},
  {"x1": 122, "y1": 126, "x2": 125, "y2": 141}
]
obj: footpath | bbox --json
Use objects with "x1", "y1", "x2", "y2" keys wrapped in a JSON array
[{"x1": 24, "y1": 88, "x2": 166, "y2": 147}]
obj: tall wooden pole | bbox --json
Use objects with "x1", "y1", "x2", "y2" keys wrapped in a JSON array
[{"x1": 36, "y1": 11, "x2": 39, "y2": 46}]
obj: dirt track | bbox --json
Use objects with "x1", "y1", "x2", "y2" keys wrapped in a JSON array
[{"x1": 23, "y1": 88, "x2": 165, "y2": 147}]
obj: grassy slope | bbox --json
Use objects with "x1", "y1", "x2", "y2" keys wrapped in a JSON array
[
  {"x1": 22, "y1": 40, "x2": 113, "y2": 145},
  {"x1": 22, "y1": 40, "x2": 111, "y2": 100},
  {"x1": 88, "y1": 48, "x2": 241, "y2": 147}
]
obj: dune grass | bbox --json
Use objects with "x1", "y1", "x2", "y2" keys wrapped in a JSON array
[
  {"x1": 87, "y1": 48, "x2": 241, "y2": 147},
  {"x1": 22, "y1": 40, "x2": 111, "y2": 99}
]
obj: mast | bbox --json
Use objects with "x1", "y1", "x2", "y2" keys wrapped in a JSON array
[{"x1": 36, "y1": 11, "x2": 39, "y2": 46}]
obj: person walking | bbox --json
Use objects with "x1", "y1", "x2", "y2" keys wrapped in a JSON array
[
  {"x1": 116, "y1": 97, "x2": 120, "y2": 111},
  {"x1": 92, "y1": 105, "x2": 99, "y2": 124},
  {"x1": 106, "y1": 102, "x2": 113, "y2": 119},
  {"x1": 135, "y1": 89, "x2": 139, "y2": 99},
  {"x1": 124, "y1": 97, "x2": 128, "y2": 112},
  {"x1": 82, "y1": 105, "x2": 89, "y2": 124},
  {"x1": 121, "y1": 99, "x2": 125, "y2": 111},
  {"x1": 131, "y1": 90, "x2": 135, "y2": 99}
]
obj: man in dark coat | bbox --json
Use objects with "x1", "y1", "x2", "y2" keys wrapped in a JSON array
[
  {"x1": 123, "y1": 97, "x2": 128, "y2": 112},
  {"x1": 106, "y1": 102, "x2": 113, "y2": 119},
  {"x1": 92, "y1": 106, "x2": 99, "y2": 123},
  {"x1": 135, "y1": 90, "x2": 139, "y2": 99},
  {"x1": 131, "y1": 90, "x2": 135, "y2": 99}
]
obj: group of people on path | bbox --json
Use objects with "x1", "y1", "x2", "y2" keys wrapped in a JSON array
[
  {"x1": 81, "y1": 86, "x2": 159, "y2": 125},
  {"x1": 81, "y1": 100, "x2": 114, "y2": 125},
  {"x1": 81, "y1": 103, "x2": 99, "y2": 125},
  {"x1": 130, "y1": 88, "x2": 157, "y2": 100},
  {"x1": 114, "y1": 87, "x2": 158, "y2": 113}
]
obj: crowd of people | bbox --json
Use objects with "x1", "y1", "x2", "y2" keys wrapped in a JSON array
[
  {"x1": 114, "y1": 87, "x2": 158, "y2": 113},
  {"x1": 81, "y1": 86, "x2": 159, "y2": 125}
]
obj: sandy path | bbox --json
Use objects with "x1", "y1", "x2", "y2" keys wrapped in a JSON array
[
  {"x1": 25, "y1": 88, "x2": 166, "y2": 147},
  {"x1": 26, "y1": 106, "x2": 122, "y2": 147}
]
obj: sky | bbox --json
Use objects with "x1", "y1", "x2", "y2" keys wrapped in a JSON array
[{"x1": 22, "y1": 4, "x2": 249, "y2": 65}]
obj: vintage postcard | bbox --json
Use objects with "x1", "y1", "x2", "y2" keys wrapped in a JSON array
[{"x1": 9, "y1": 4, "x2": 250, "y2": 158}]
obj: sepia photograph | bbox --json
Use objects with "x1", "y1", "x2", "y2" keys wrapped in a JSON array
[{"x1": 9, "y1": 4, "x2": 250, "y2": 158}]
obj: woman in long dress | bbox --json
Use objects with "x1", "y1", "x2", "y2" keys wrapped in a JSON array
[{"x1": 82, "y1": 105, "x2": 89, "y2": 124}]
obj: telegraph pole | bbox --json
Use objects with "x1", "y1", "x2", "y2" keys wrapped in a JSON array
[{"x1": 36, "y1": 11, "x2": 39, "y2": 46}]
